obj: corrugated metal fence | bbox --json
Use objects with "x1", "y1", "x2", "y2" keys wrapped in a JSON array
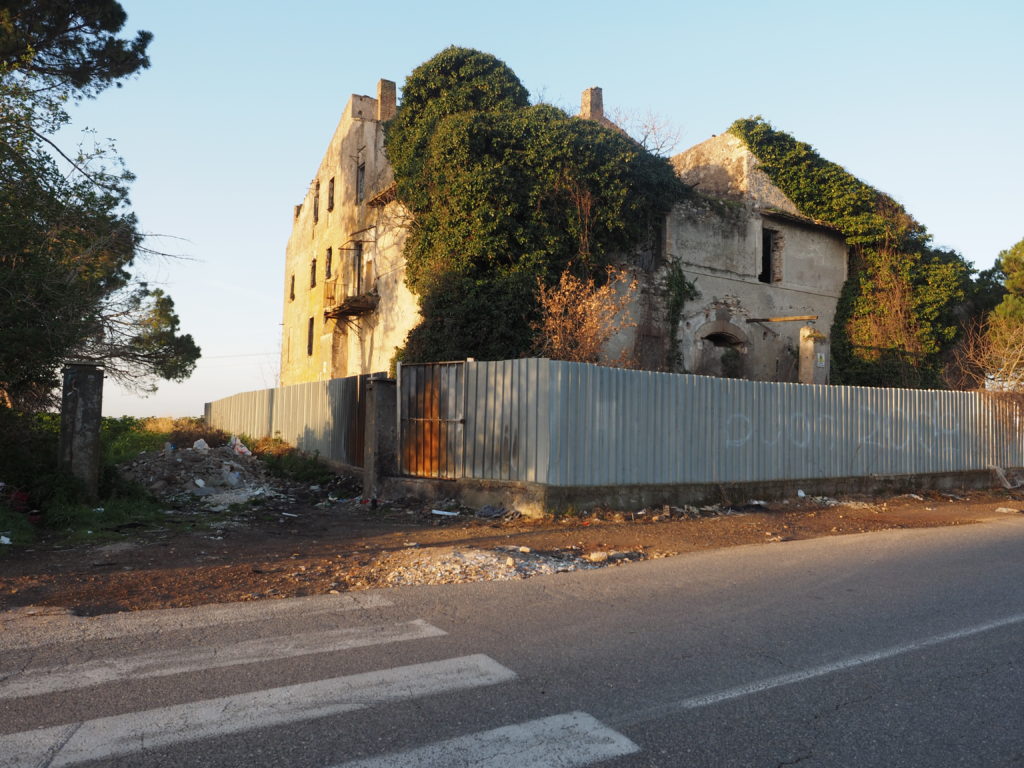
[
  {"x1": 398, "y1": 359, "x2": 1024, "y2": 485},
  {"x1": 204, "y1": 374, "x2": 378, "y2": 466}
]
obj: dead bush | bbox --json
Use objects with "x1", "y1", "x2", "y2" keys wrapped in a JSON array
[
  {"x1": 533, "y1": 267, "x2": 638, "y2": 366},
  {"x1": 946, "y1": 314, "x2": 1024, "y2": 391}
]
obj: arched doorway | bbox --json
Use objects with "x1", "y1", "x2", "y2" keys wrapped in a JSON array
[{"x1": 695, "y1": 320, "x2": 748, "y2": 378}]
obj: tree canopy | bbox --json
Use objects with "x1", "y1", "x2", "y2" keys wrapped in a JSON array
[
  {"x1": 992, "y1": 237, "x2": 1024, "y2": 322},
  {"x1": 729, "y1": 117, "x2": 973, "y2": 388},
  {"x1": 0, "y1": 0, "x2": 151, "y2": 97},
  {"x1": 385, "y1": 46, "x2": 686, "y2": 363},
  {"x1": 0, "y1": 0, "x2": 198, "y2": 409}
]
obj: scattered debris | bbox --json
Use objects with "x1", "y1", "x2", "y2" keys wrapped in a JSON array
[
  {"x1": 810, "y1": 496, "x2": 840, "y2": 507},
  {"x1": 475, "y1": 504, "x2": 505, "y2": 519},
  {"x1": 726, "y1": 501, "x2": 769, "y2": 513},
  {"x1": 430, "y1": 509, "x2": 460, "y2": 517},
  {"x1": 990, "y1": 465, "x2": 1022, "y2": 490},
  {"x1": 840, "y1": 501, "x2": 876, "y2": 510},
  {"x1": 118, "y1": 444, "x2": 277, "y2": 509},
  {"x1": 797, "y1": 489, "x2": 806, "y2": 498},
  {"x1": 899, "y1": 493, "x2": 925, "y2": 501},
  {"x1": 995, "y1": 507, "x2": 1021, "y2": 514},
  {"x1": 0, "y1": 535, "x2": 11, "y2": 545},
  {"x1": 372, "y1": 544, "x2": 645, "y2": 587}
]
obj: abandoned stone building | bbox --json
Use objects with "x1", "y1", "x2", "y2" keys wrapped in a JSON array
[{"x1": 279, "y1": 81, "x2": 847, "y2": 387}]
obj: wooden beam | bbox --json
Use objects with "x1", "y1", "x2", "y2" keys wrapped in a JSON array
[{"x1": 744, "y1": 315, "x2": 819, "y2": 324}]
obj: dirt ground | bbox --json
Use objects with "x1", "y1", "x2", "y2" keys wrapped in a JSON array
[{"x1": 3, "y1": 483, "x2": 1023, "y2": 618}]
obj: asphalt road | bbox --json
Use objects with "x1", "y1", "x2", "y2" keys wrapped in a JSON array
[{"x1": 2, "y1": 515, "x2": 1023, "y2": 767}]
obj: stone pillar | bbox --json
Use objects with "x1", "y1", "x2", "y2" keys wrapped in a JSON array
[
  {"x1": 580, "y1": 87, "x2": 603, "y2": 121},
  {"x1": 363, "y1": 377, "x2": 397, "y2": 500},
  {"x1": 376, "y1": 79, "x2": 396, "y2": 121},
  {"x1": 799, "y1": 326, "x2": 830, "y2": 385},
  {"x1": 59, "y1": 363, "x2": 104, "y2": 501}
]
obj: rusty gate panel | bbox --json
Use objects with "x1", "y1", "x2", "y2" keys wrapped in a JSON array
[{"x1": 398, "y1": 362, "x2": 465, "y2": 478}]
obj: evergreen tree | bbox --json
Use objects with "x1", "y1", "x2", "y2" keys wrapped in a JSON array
[{"x1": 0, "y1": 0, "x2": 198, "y2": 409}]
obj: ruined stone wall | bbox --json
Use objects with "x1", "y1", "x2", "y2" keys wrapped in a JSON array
[
  {"x1": 653, "y1": 198, "x2": 847, "y2": 382},
  {"x1": 280, "y1": 84, "x2": 419, "y2": 386},
  {"x1": 671, "y1": 133, "x2": 799, "y2": 214}
]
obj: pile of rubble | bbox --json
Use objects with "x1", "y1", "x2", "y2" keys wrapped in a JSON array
[
  {"x1": 372, "y1": 545, "x2": 645, "y2": 587},
  {"x1": 118, "y1": 439, "x2": 278, "y2": 510}
]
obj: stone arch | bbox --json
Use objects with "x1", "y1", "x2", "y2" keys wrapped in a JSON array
[{"x1": 694, "y1": 319, "x2": 749, "y2": 378}]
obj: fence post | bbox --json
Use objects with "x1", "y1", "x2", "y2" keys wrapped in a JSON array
[
  {"x1": 59, "y1": 362, "x2": 104, "y2": 502},
  {"x1": 363, "y1": 377, "x2": 397, "y2": 500}
]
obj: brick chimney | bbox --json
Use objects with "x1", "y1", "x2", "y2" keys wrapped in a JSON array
[
  {"x1": 580, "y1": 87, "x2": 604, "y2": 121},
  {"x1": 376, "y1": 79, "x2": 396, "y2": 121}
]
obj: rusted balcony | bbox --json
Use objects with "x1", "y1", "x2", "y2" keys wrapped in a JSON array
[{"x1": 324, "y1": 276, "x2": 378, "y2": 319}]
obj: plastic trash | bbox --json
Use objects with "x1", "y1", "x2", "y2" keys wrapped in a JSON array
[
  {"x1": 229, "y1": 436, "x2": 252, "y2": 456},
  {"x1": 431, "y1": 509, "x2": 460, "y2": 516},
  {"x1": 193, "y1": 438, "x2": 210, "y2": 452}
]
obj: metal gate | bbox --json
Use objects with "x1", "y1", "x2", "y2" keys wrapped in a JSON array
[{"x1": 397, "y1": 361, "x2": 466, "y2": 478}]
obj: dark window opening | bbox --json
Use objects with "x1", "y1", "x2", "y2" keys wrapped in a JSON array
[
  {"x1": 310, "y1": 257, "x2": 317, "y2": 288},
  {"x1": 759, "y1": 227, "x2": 781, "y2": 283},
  {"x1": 313, "y1": 180, "x2": 320, "y2": 223},
  {"x1": 306, "y1": 317, "x2": 314, "y2": 356},
  {"x1": 356, "y1": 163, "x2": 365, "y2": 203},
  {"x1": 289, "y1": 274, "x2": 295, "y2": 300},
  {"x1": 327, "y1": 177, "x2": 335, "y2": 211},
  {"x1": 352, "y1": 242, "x2": 363, "y2": 294},
  {"x1": 325, "y1": 247, "x2": 333, "y2": 279}
]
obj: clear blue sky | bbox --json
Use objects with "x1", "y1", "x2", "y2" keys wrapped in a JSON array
[{"x1": 62, "y1": 0, "x2": 1023, "y2": 417}]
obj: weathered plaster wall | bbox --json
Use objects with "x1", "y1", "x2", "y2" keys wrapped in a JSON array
[
  {"x1": 671, "y1": 133, "x2": 799, "y2": 214},
  {"x1": 650, "y1": 198, "x2": 847, "y2": 382},
  {"x1": 280, "y1": 83, "x2": 420, "y2": 386}
]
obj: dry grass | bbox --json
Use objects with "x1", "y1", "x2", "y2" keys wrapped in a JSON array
[{"x1": 139, "y1": 417, "x2": 230, "y2": 448}]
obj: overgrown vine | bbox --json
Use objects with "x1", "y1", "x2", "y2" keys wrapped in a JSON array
[
  {"x1": 728, "y1": 117, "x2": 972, "y2": 388},
  {"x1": 662, "y1": 261, "x2": 699, "y2": 371},
  {"x1": 384, "y1": 46, "x2": 689, "y2": 363}
]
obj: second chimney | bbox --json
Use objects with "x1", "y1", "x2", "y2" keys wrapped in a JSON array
[
  {"x1": 580, "y1": 87, "x2": 604, "y2": 121},
  {"x1": 376, "y1": 79, "x2": 396, "y2": 121}
]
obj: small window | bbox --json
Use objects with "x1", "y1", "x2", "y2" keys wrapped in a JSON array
[
  {"x1": 310, "y1": 257, "x2": 317, "y2": 288},
  {"x1": 313, "y1": 180, "x2": 320, "y2": 223},
  {"x1": 352, "y1": 242, "x2": 363, "y2": 294},
  {"x1": 289, "y1": 274, "x2": 295, "y2": 300},
  {"x1": 759, "y1": 227, "x2": 782, "y2": 283},
  {"x1": 325, "y1": 247, "x2": 333, "y2": 279},
  {"x1": 306, "y1": 317, "x2": 314, "y2": 356},
  {"x1": 356, "y1": 163, "x2": 365, "y2": 203},
  {"x1": 327, "y1": 177, "x2": 335, "y2": 211}
]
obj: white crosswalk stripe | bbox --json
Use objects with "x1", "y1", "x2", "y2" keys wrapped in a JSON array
[
  {"x1": 0, "y1": 592, "x2": 393, "y2": 652},
  {"x1": 0, "y1": 619, "x2": 445, "y2": 699},
  {"x1": 1, "y1": 655, "x2": 516, "y2": 767},
  {"x1": 334, "y1": 711, "x2": 640, "y2": 767},
  {"x1": 0, "y1": 605, "x2": 641, "y2": 767}
]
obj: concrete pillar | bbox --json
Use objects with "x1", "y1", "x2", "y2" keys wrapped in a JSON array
[
  {"x1": 799, "y1": 326, "x2": 830, "y2": 385},
  {"x1": 362, "y1": 377, "x2": 397, "y2": 500},
  {"x1": 59, "y1": 363, "x2": 104, "y2": 501},
  {"x1": 580, "y1": 87, "x2": 604, "y2": 121},
  {"x1": 376, "y1": 79, "x2": 396, "y2": 121}
]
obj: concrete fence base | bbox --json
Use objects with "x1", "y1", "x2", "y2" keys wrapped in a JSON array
[{"x1": 381, "y1": 469, "x2": 1010, "y2": 518}]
